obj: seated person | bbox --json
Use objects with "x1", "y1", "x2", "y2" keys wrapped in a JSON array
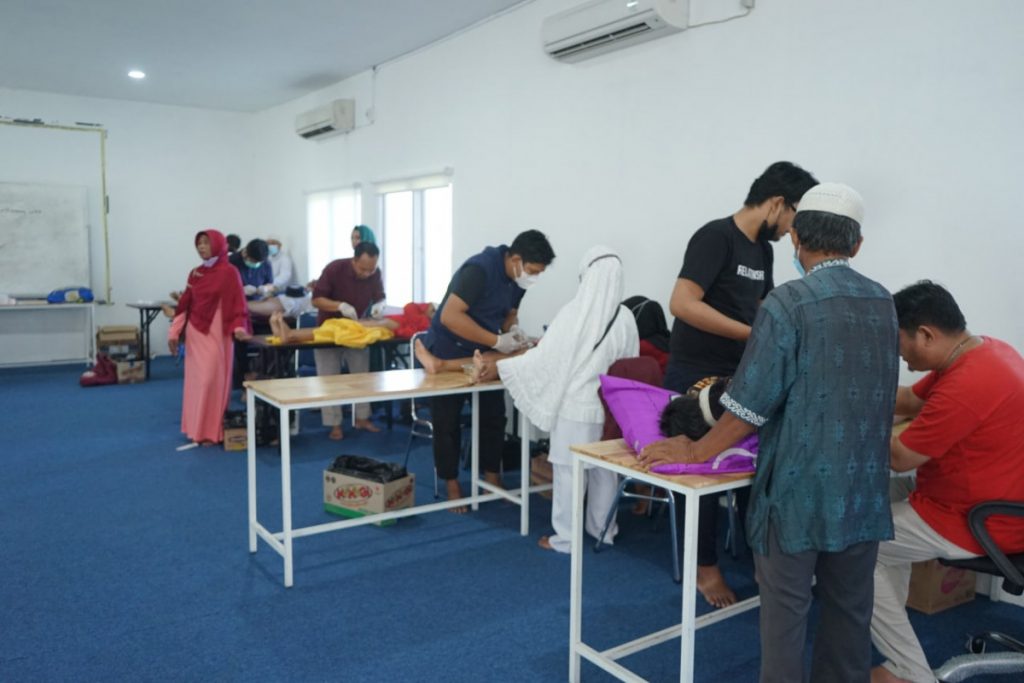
[
  {"x1": 870, "y1": 281, "x2": 1024, "y2": 683},
  {"x1": 265, "y1": 310, "x2": 396, "y2": 346},
  {"x1": 233, "y1": 239, "x2": 274, "y2": 301},
  {"x1": 246, "y1": 285, "x2": 315, "y2": 320}
]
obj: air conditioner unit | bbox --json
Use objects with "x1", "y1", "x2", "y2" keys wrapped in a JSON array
[
  {"x1": 542, "y1": 0, "x2": 689, "y2": 62},
  {"x1": 295, "y1": 99, "x2": 355, "y2": 139}
]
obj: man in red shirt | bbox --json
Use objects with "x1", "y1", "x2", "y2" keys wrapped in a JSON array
[{"x1": 871, "y1": 281, "x2": 1024, "y2": 683}]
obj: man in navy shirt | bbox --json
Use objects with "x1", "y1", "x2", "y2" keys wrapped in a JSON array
[
  {"x1": 665, "y1": 161, "x2": 818, "y2": 608},
  {"x1": 422, "y1": 230, "x2": 555, "y2": 511},
  {"x1": 642, "y1": 183, "x2": 899, "y2": 682}
]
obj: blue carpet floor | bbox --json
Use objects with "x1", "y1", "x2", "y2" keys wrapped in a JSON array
[{"x1": 1, "y1": 358, "x2": 1020, "y2": 681}]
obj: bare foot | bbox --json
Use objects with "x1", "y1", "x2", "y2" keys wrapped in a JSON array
[
  {"x1": 870, "y1": 666, "x2": 911, "y2": 683},
  {"x1": 354, "y1": 418, "x2": 380, "y2": 433},
  {"x1": 269, "y1": 311, "x2": 285, "y2": 339},
  {"x1": 328, "y1": 425, "x2": 343, "y2": 440},
  {"x1": 414, "y1": 338, "x2": 442, "y2": 374},
  {"x1": 446, "y1": 480, "x2": 468, "y2": 514},
  {"x1": 472, "y1": 350, "x2": 486, "y2": 383},
  {"x1": 538, "y1": 536, "x2": 555, "y2": 551},
  {"x1": 697, "y1": 565, "x2": 737, "y2": 608},
  {"x1": 483, "y1": 471, "x2": 503, "y2": 489}
]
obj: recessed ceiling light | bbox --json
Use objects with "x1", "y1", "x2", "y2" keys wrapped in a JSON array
[{"x1": 128, "y1": 70, "x2": 146, "y2": 80}]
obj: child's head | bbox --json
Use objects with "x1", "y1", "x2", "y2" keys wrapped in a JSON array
[{"x1": 659, "y1": 376, "x2": 729, "y2": 440}]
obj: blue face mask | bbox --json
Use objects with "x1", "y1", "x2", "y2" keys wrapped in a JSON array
[
  {"x1": 792, "y1": 250, "x2": 806, "y2": 278},
  {"x1": 268, "y1": 245, "x2": 279, "y2": 257},
  {"x1": 245, "y1": 260, "x2": 261, "y2": 269}
]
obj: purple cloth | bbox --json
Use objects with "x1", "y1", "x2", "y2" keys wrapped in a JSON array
[{"x1": 649, "y1": 434, "x2": 758, "y2": 475}]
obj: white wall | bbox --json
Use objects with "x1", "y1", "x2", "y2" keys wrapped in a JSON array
[
  {"x1": 251, "y1": 0, "x2": 1024, "y2": 382},
  {"x1": 0, "y1": 87, "x2": 258, "y2": 342},
  {"x1": 4, "y1": 0, "x2": 1022, "y2": 367}
]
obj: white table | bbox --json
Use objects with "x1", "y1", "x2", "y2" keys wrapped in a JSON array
[
  {"x1": 0, "y1": 302, "x2": 94, "y2": 367},
  {"x1": 245, "y1": 368, "x2": 548, "y2": 587},
  {"x1": 568, "y1": 439, "x2": 758, "y2": 682}
]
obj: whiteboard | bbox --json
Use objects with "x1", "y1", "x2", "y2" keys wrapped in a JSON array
[{"x1": 0, "y1": 182, "x2": 90, "y2": 296}]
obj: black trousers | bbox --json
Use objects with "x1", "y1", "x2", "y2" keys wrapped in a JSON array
[
  {"x1": 754, "y1": 523, "x2": 879, "y2": 683},
  {"x1": 429, "y1": 392, "x2": 505, "y2": 480},
  {"x1": 663, "y1": 359, "x2": 744, "y2": 566}
]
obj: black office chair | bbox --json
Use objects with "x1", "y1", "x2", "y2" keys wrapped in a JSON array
[{"x1": 933, "y1": 501, "x2": 1024, "y2": 682}]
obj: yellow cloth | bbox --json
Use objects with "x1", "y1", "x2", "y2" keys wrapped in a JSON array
[{"x1": 312, "y1": 318, "x2": 394, "y2": 348}]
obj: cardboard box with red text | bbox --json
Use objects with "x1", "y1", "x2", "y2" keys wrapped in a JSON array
[
  {"x1": 323, "y1": 470, "x2": 415, "y2": 527},
  {"x1": 906, "y1": 559, "x2": 976, "y2": 614}
]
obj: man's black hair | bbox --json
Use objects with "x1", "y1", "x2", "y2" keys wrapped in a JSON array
[
  {"x1": 793, "y1": 211, "x2": 861, "y2": 256},
  {"x1": 509, "y1": 229, "x2": 555, "y2": 266},
  {"x1": 893, "y1": 280, "x2": 967, "y2": 334},
  {"x1": 659, "y1": 378, "x2": 728, "y2": 440},
  {"x1": 226, "y1": 234, "x2": 241, "y2": 252},
  {"x1": 245, "y1": 238, "x2": 268, "y2": 263},
  {"x1": 354, "y1": 242, "x2": 380, "y2": 259},
  {"x1": 744, "y1": 161, "x2": 819, "y2": 208}
]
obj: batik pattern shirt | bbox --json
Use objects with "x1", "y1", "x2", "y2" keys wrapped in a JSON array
[{"x1": 722, "y1": 260, "x2": 899, "y2": 554}]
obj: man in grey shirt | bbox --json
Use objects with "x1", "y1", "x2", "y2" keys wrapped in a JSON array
[{"x1": 641, "y1": 183, "x2": 899, "y2": 682}]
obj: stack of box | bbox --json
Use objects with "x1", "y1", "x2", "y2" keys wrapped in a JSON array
[
  {"x1": 95, "y1": 325, "x2": 144, "y2": 383},
  {"x1": 223, "y1": 410, "x2": 247, "y2": 451}
]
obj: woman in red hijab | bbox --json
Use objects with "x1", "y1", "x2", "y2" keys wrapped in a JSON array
[{"x1": 168, "y1": 230, "x2": 251, "y2": 446}]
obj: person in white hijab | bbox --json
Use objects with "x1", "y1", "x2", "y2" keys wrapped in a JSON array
[{"x1": 498, "y1": 245, "x2": 639, "y2": 553}]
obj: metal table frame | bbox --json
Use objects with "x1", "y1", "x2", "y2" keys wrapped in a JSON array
[
  {"x1": 568, "y1": 441, "x2": 758, "y2": 682},
  {"x1": 126, "y1": 301, "x2": 172, "y2": 379},
  {"x1": 245, "y1": 368, "x2": 548, "y2": 587}
]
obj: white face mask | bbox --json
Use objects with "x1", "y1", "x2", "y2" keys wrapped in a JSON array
[{"x1": 513, "y1": 261, "x2": 539, "y2": 290}]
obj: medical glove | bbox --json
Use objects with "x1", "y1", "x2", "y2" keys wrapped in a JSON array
[
  {"x1": 493, "y1": 330, "x2": 525, "y2": 354},
  {"x1": 338, "y1": 302, "x2": 358, "y2": 320}
]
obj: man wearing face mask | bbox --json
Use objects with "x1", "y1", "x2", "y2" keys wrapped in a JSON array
[
  {"x1": 232, "y1": 238, "x2": 275, "y2": 301},
  {"x1": 663, "y1": 161, "x2": 818, "y2": 609},
  {"x1": 422, "y1": 229, "x2": 555, "y2": 511}
]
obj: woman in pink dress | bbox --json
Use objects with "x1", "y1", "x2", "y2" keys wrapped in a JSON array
[{"x1": 168, "y1": 230, "x2": 251, "y2": 446}]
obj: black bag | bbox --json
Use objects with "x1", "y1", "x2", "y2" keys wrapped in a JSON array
[{"x1": 329, "y1": 455, "x2": 407, "y2": 483}]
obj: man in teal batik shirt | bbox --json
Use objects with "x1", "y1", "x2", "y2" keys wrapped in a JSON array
[{"x1": 641, "y1": 182, "x2": 899, "y2": 683}]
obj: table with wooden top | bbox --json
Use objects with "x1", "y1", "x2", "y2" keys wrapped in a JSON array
[
  {"x1": 244, "y1": 368, "x2": 548, "y2": 587},
  {"x1": 568, "y1": 439, "x2": 758, "y2": 683}
]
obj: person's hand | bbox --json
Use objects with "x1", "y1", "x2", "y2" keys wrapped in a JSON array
[
  {"x1": 637, "y1": 435, "x2": 698, "y2": 469},
  {"x1": 243, "y1": 285, "x2": 258, "y2": 296},
  {"x1": 369, "y1": 301, "x2": 385, "y2": 319},
  {"x1": 338, "y1": 302, "x2": 357, "y2": 320},
  {"x1": 233, "y1": 327, "x2": 252, "y2": 341},
  {"x1": 259, "y1": 284, "x2": 276, "y2": 297},
  {"x1": 493, "y1": 330, "x2": 527, "y2": 354},
  {"x1": 168, "y1": 339, "x2": 179, "y2": 356},
  {"x1": 508, "y1": 324, "x2": 529, "y2": 345}
]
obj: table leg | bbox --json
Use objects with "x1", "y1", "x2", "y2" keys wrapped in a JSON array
[
  {"x1": 471, "y1": 391, "x2": 480, "y2": 511},
  {"x1": 247, "y1": 389, "x2": 257, "y2": 553},
  {"x1": 568, "y1": 456, "x2": 585, "y2": 683},
  {"x1": 679, "y1": 490, "x2": 700, "y2": 681},
  {"x1": 520, "y1": 409, "x2": 530, "y2": 536},
  {"x1": 281, "y1": 406, "x2": 294, "y2": 587}
]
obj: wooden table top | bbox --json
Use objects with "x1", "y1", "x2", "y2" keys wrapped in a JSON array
[
  {"x1": 571, "y1": 439, "x2": 754, "y2": 489},
  {"x1": 244, "y1": 368, "x2": 501, "y2": 405}
]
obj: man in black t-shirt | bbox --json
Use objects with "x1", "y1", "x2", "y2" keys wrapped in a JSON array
[{"x1": 664, "y1": 161, "x2": 818, "y2": 608}]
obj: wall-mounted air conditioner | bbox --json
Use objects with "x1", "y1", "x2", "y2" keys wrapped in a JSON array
[
  {"x1": 295, "y1": 99, "x2": 355, "y2": 139},
  {"x1": 542, "y1": 0, "x2": 689, "y2": 62}
]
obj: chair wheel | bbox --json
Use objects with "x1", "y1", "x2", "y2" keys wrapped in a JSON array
[{"x1": 966, "y1": 635, "x2": 986, "y2": 654}]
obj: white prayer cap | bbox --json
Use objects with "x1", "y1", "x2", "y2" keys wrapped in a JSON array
[{"x1": 796, "y1": 182, "x2": 864, "y2": 224}]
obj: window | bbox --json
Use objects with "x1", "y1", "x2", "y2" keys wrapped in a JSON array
[
  {"x1": 376, "y1": 172, "x2": 452, "y2": 305},
  {"x1": 306, "y1": 186, "x2": 361, "y2": 282}
]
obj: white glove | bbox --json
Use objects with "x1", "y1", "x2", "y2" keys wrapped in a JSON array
[
  {"x1": 338, "y1": 302, "x2": 357, "y2": 320},
  {"x1": 493, "y1": 330, "x2": 526, "y2": 354},
  {"x1": 243, "y1": 285, "x2": 258, "y2": 296},
  {"x1": 369, "y1": 301, "x2": 385, "y2": 319},
  {"x1": 508, "y1": 324, "x2": 529, "y2": 345}
]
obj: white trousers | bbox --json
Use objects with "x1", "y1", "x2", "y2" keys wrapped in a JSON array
[
  {"x1": 870, "y1": 477, "x2": 977, "y2": 683},
  {"x1": 547, "y1": 416, "x2": 619, "y2": 554},
  {"x1": 313, "y1": 347, "x2": 371, "y2": 424}
]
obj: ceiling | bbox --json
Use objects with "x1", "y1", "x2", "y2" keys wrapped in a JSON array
[{"x1": 0, "y1": 0, "x2": 527, "y2": 112}]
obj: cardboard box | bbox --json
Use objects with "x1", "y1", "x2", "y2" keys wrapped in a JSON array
[
  {"x1": 906, "y1": 559, "x2": 976, "y2": 614},
  {"x1": 97, "y1": 325, "x2": 141, "y2": 358},
  {"x1": 223, "y1": 411, "x2": 247, "y2": 451},
  {"x1": 323, "y1": 470, "x2": 415, "y2": 526},
  {"x1": 115, "y1": 360, "x2": 145, "y2": 384}
]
